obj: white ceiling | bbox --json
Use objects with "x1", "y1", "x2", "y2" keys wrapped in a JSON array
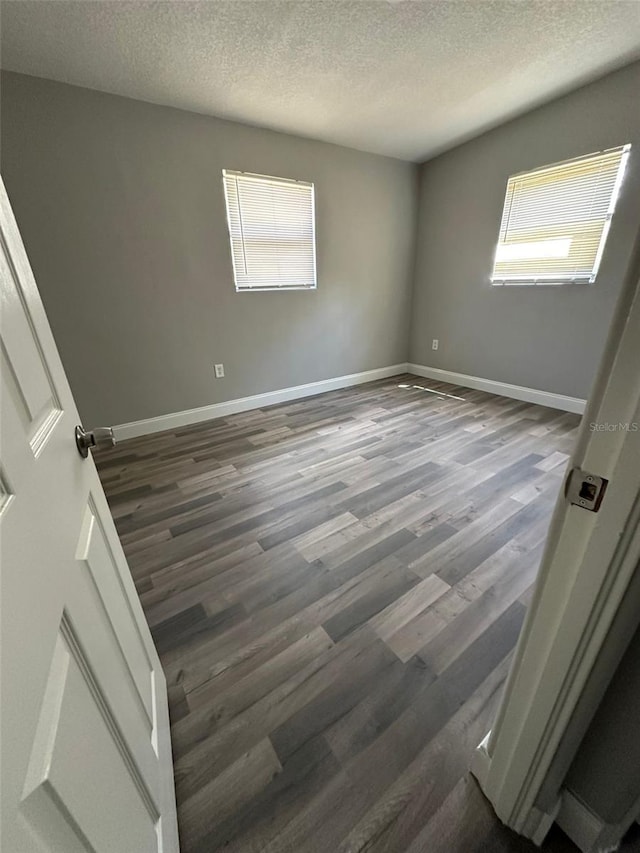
[{"x1": 2, "y1": 0, "x2": 640, "y2": 162}]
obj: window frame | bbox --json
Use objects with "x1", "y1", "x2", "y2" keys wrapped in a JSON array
[
  {"x1": 222, "y1": 169, "x2": 318, "y2": 293},
  {"x1": 490, "y1": 145, "x2": 631, "y2": 288}
]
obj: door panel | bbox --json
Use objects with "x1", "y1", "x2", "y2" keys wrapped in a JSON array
[
  {"x1": 21, "y1": 623, "x2": 160, "y2": 853},
  {"x1": 0, "y1": 177, "x2": 179, "y2": 852},
  {"x1": 0, "y1": 235, "x2": 62, "y2": 454},
  {"x1": 77, "y1": 502, "x2": 155, "y2": 726}
]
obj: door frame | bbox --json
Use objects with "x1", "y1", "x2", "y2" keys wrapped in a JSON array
[{"x1": 472, "y1": 230, "x2": 640, "y2": 844}]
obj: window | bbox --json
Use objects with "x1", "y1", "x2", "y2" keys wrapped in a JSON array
[
  {"x1": 491, "y1": 145, "x2": 630, "y2": 285},
  {"x1": 222, "y1": 170, "x2": 317, "y2": 291}
]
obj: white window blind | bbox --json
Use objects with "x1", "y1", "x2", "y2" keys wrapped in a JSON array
[
  {"x1": 222, "y1": 170, "x2": 317, "y2": 291},
  {"x1": 491, "y1": 144, "x2": 630, "y2": 285}
]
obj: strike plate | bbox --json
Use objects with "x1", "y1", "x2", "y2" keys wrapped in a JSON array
[{"x1": 566, "y1": 467, "x2": 608, "y2": 512}]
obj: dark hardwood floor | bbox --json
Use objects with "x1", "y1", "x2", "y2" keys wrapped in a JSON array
[{"x1": 96, "y1": 374, "x2": 597, "y2": 853}]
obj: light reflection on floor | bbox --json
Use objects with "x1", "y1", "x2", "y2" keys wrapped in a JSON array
[{"x1": 397, "y1": 382, "x2": 467, "y2": 401}]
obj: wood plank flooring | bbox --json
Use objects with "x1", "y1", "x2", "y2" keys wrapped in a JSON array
[{"x1": 96, "y1": 374, "x2": 594, "y2": 852}]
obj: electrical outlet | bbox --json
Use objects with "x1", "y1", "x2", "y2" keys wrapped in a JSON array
[
  {"x1": 214, "y1": 363, "x2": 225, "y2": 378},
  {"x1": 432, "y1": 339, "x2": 439, "y2": 350}
]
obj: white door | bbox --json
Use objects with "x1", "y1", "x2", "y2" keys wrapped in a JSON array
[
  {"x1": 0, "y1": 179, "x2": 179, "y2": 852},
  {"x1": 472, "y1": 235, "x2": 640, "y2": 847}
]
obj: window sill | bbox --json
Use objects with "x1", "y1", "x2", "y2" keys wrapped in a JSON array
[
  {"x1": 235, "y1": 285, "x2": 317, "y2": 293},
  {"x1": 491, "y1": 279, "x2": 592, "y2": 287}
]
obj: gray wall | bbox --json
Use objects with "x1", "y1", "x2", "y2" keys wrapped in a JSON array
[
  {"x1": 565, "y1": 612, "x2": 640, "y2": 826},
  {"x1": 0, "y1": 72, "x2": 417, "y2": 426},
  {"x1": 4, "y1": 63, "x2": 640, "y2": 426},
  {"x1": 409, "y1": 62, "x2": 640, "y2": 401}
]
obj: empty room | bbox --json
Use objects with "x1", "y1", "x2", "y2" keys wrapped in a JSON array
[{"x1": 2, "y1": 2, "x2": 640, "y2": 852}]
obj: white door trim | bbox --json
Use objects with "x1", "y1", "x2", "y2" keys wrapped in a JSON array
[{"x1": 472, "y1": 233, "x2": 640, "y2": 843}]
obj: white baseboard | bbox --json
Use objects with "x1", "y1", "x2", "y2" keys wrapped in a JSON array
[
  {"x1": 113, "y1": 363, "x2": 409, "y2": 440},
  {"x1": 113, "y1": 362, "x2": 586, "y2": 441},
  {"x1": 556, "y1": 791, "x2": 611, "y2": 853},
  {"x1": 557, "y1": 789, "x2": 640, "y2": 853},
  {"x1": 408, "y1": 363, "x2": 586, "y2": 414}
]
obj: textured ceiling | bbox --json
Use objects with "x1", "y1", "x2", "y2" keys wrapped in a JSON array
[{"x1": 2, "y1": 0, "x2": 640, "y2": 162}]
